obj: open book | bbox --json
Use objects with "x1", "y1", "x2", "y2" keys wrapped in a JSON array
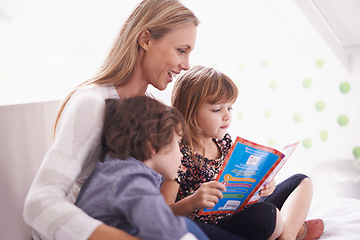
[{"x1": 198, "y1": 136, "x2": 299, "y2": 215}]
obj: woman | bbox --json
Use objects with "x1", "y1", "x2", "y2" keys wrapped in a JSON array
[{"x1": 23, "y1": 0, "x2": 198, "y2": 239}]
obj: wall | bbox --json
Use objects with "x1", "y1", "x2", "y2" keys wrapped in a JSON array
[{"x1": 148, "y1": 0, "x2": 360, "y2": 192}]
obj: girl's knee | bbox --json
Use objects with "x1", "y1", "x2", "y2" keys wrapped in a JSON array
[
  {"x1": 292, "y1": 173, "x2": 310, "y2": 182},
  {"x1": 291, "y1": 173, "x2": 312, "y2": 188},
  {"x1": 269, "y1": 208, "x2": 283, "y2": 240},
  {"x1": 251, "y1": 203, "x2": 279, "y2": 239},
  {"x1": 224, "y1": 202, "x2": 277, "y2": 239},
  {"x1": 299, "y1": 175, "x2": 313, "y2": 189}
]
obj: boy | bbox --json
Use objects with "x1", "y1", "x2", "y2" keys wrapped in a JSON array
[{"x1": 75, "y1": 96, "x2": 207, "y2": 240}]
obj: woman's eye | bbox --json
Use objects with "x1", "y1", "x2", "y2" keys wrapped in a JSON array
[
  {"x1": 228, "y1": 107, "x2": 233, "y2": 111},
  {"x1": 212, "y1": 109, "x2": 220, "y2": 112},
  {"x1": 177, "y1": 49, "x2": 186, "y2": 54}
]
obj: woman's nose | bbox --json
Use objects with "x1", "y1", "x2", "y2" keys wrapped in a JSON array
[{"x1": 180, "y1": 56, "x2": 190, "y2": 70}]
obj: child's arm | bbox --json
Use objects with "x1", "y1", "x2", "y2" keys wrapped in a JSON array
[
  {"x1": 113, "y1": 174, "x2": 190, "y2": 240},
  {"x1": 161, "y1": 180, "x2": 226, "y2": 216},
  {"x1": 259, "y1": 179, "x2": 276, "y2": 197}
]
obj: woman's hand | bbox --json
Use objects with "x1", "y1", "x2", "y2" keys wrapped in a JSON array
[
  {"x1": 190, "y1": 181, "x2": 226, "y2": 210},
  {"x1": 259, "y1": 179, "x2": 276, "y2": 197}
]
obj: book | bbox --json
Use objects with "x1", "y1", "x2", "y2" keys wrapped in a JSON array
[{"x1": 198, "y1": 136, "x2": 299, "y2": 215}]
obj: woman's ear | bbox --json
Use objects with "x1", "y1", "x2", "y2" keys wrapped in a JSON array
[{"x1": 138, "y1": 30, "x2": 151, "y2": 51}]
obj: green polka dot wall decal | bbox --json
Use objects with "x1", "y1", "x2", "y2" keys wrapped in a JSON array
[
  {"x1": 339, "y1": 82, "x2": 351, "y2": 94},
  {"x1": 261, "y1": 61, "x2": 268, "y2": 67},
  {"x1": 269, "y1": 81, "x2": 277, "y2": 90},
  {"x1": 353, "y1": 147, "x2": 360, "y2": 158},
  {"x1": 302, "y1": 78, "x2": 312, "y2": 89},
  {"x1": 268, "y1": 138, "x2": 275, "y2": 147},
  {"x1": 316, "y1": 59, "x2": 324, "y2": 68},
  {"x1": 264, "y1": 110, "x2": 271, "y2": 119},
  {"x1": 319, "y1": 130, "x2": 328, "y2": 141},
  {"x1": 337, "y1": 115, "x2": 349, "y2": 127},
  {"x1": 315, "y1": 101, "x2": 325, "y2": 112},
  {"x1": 302, "y1": 139, "x2": 312, "y2": 149},
  {"x1": 293, "y1": 113, "x2": 302, "y2": 123},
  {"x1": 237, "y1": 112, "x2": 244, "y2": 120},
  {"x1": 238, "y1": 63, "x2": 244, "y2": 70}
]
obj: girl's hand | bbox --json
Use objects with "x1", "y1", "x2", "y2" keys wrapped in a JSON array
[
  {"x1": 190, "y1": 181, "x2": 226, "y2": 210},
  {"x1": 260, "y1": 179, "x2": 276, "y2": 197}
]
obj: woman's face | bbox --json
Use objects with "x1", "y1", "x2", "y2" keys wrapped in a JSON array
[{"x1": 140, "y1": 24, "x2": 197, "y2": 91}]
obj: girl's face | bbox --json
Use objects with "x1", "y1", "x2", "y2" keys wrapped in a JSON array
[
  {"x1": 196, "y1": 101, "x2": 233, "y2": 140},
  {"x1": 151, "y1": 134, "x2": 183, "y2": 181},
  {"x1": 141, "y1": 24, "x2": 197, "y2": 91}
]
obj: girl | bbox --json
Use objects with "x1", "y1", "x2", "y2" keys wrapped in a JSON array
[
  {"x1": 23, "y1": 1, "x2": 198, "y2": 239},
  {"x1": 161, "y1": 66, "x2": 324, "y2": 240}
]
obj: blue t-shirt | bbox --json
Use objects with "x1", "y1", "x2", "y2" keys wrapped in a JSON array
[{"x1": 76, "y1": 156, "x2": 187, "y2": 240}]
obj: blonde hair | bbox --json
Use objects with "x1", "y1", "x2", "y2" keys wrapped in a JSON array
[
  {"x1": 54, "y1": 0, "x2": 199, "y2": 136},
  {"x1": 171, "y1": 65, "x2": 238, "y2": 162}
]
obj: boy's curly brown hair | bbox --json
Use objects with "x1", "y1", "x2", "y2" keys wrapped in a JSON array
[{"x1": 101, "y1": 96, "x2": 188, "y2": 162}]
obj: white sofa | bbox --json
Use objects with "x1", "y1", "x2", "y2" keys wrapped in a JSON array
[
  {"x1": 2, "y1": 99, "x2": 360, "y2": 240},
  {"x1": 0, "y1": 100, "x2": 60, "y2": 240}
]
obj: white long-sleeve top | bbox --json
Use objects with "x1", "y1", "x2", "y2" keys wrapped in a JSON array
[{"x1": 23, "y1": 84, "x2": 120, "y2": 240}]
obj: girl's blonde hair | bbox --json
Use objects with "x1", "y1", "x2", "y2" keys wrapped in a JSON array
[
  {"x1": 171, "y1": 65, "x2": 238, "y2": 161},
  {"x1": 54, "y1": 0, "x2": 199, "y2": 136}
]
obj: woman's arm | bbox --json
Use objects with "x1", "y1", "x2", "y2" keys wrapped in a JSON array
[
  {"x1": 23, "y1": 88, "x2": 111, "y2": 239},
  {"x1": 160, "y1": 180, "x2": 226, "y2": 216},
  {"x1": 89, "y1": 224, "x2": 140, "y2": 240}
]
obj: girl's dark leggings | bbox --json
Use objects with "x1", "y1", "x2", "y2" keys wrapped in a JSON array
[{"x1": 195, "y1": 174, "x2": 309, "y2": 240}]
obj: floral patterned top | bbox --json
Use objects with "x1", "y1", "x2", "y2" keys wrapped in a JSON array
[{"x1": 175, "y1": 133, "x2": 232, "y2": 225}]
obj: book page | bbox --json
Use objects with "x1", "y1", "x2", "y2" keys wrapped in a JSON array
[{"x1": 248, "y1": 141, "x2": 300, "y2": 203}]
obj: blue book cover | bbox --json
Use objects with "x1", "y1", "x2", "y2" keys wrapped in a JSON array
[{"x1": 199, "y1": 137, "x2": 299, "y2": 215}]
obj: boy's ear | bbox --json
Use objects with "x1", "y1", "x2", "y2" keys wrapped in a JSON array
[
  {"x1": 138, "y1": 29, "x2": 151, "y2": 51},
  {"x1": 147, "y1": 140, "x2": 156, "y2": 155}
]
